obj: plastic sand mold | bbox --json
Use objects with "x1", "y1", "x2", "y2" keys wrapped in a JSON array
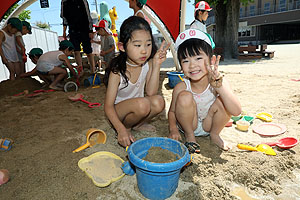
[
  {"x1": 78, "y1": 151, "x2": 125, "y2": 187},
  {"x1": 253, "y1": 123, "x2": 287, "y2": 136},
  {"x1": 256, "y1": 112, "x2": 272, "y2": 122}
]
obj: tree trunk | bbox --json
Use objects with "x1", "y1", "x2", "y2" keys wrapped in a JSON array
[{"x1": 214, "y1": 0, "x2": 240, "y2": 59}]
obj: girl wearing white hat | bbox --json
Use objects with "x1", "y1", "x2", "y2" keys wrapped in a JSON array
[{"x1": 168, "y1": 29, "x2": 241, "y2": 152}]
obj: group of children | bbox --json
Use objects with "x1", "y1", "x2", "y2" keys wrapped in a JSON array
[
  {"x1": 0, "y1": 17, "x2": 32, "y2": 80},
  {"x1": 1, "y1": 1, "x2": 241, "y2": 153}
]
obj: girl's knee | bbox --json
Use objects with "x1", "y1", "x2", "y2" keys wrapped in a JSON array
[
  {"x1": 151, "y1": 95, "x2": 165, "y2": 112},
  {"x1": 136, "y1": 98, "x2": 151, "y2": 116},
  {"x1": 176, "y1": 91, "x2": 194, "y2": 108}
]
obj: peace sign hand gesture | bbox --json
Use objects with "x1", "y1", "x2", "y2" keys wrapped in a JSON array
[
  {"x1": 153, "y1": 40, "x2": 171, "y2": 66},
  {"x1": 206, "y1": 55, "x2": 223, "y2": 88}
]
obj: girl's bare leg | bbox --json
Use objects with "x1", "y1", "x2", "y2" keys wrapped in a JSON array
[
  {"x1": 5, "y1": 62, "x2": 16, "y2": 80},
  {"x1": 175, "y1": 91, "x2": 198, "y2": 142},
  {"x1": 14, "y1": 62, "x2": 21, "y2": 78},
  {"x1": 203, "y1": 97, "x2": 231, "y2": 150},
  {"x1": 115, "y1": 95, "x2": 165, "y2": 131},
  {"x1": 132, "y1": 95, "x2": 165, "y2": 131},
  {"x1": 48, "y1": 67, "x2": 67, "y2": 89}
]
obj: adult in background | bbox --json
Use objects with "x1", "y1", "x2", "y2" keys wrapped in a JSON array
[{"x1": 60, "y1": 0, "x2": 95, "y2": 73}]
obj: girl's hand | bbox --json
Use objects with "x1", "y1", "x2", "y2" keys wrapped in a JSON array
[
  {"x1": 153, "y1": 40, "x2": 171, "y2": 66},
  {"x1": 118, "y1": 130, "x2": 135, "y2": 147},
  {"x1": 206, "y1": 55, "x2": 223, "y2": 88}
]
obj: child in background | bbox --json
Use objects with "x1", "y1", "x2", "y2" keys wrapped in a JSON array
[
  {"x1": 96, "y1": 20, "x2": 115, "y2": 70},
  {"x1": 0, "y1": 17, "x2": 23, "y2": 80},
  {"x1": 91, "y1": 26, "x2": 102, "y2": 71},
  {"x1": 129, "y1": 0, "x2": 151, "y2": 24},
  {"x1": 190, "y1": 1, "x2": 212, "y2": 33},
  {"x1": 16, "y1": 21, "x2": 32, "y2": 74},
  {"x1": 36, "y1": 40, "x2": 77, "y2": 90},
  {"x1": 104, "y1": 16, "x2": 170, "y2": 147},
  {"x1": 168, "y1": 29, "x2": 241, "y2": 152},
  {"x1": 20, "y1": 48, "x2": 43, "y2": 78}
]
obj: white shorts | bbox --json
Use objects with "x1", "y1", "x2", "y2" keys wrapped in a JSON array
[{"x1": 177, "y1": 119, "x2": 209, "y2": 137}]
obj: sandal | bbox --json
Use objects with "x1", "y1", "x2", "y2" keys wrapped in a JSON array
[{"x1": 184, "y1": 142, "x2": 201, "y2": 154}]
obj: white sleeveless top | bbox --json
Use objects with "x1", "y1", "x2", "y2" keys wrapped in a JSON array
[
  {"x1": 36, "y1": 50, "x2": 64, "y2": 72},
  {"x1": 190, "y1": 20, "x2": 207, "y2": 33},
  {"x1": 135, "y1": 10, "x2": 151, "y2": 24},
  {"x1": 115, "y1": 62, "x2": 149, "y2": 104},
  {"x1": 0, "y1": 30, "x2": 18, "y2": 62},
  {"x1": 184, "y1": 78, "x2": 217, "y2": 121}
]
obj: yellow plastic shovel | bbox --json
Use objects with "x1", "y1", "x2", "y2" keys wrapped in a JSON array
[
  {"x1": 73, "y1": 129, "x2": 107, "y2": 153},
  {"x1": 237, "y1": 143, "x2": 276, "y2": 156}
]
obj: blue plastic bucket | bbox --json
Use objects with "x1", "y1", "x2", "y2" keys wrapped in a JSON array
[
  {"x1": 84, "y1": 74, "x2": 101, "y2": 87},
  {"x1": 166, "y1": 72, "x2": 184, "y2": 88},
  {"x1": 127, "y1": 137, "x2": 190, "y2": 200}
]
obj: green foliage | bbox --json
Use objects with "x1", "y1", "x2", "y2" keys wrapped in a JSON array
[
  {"x1": 3, "y1": 3, "x2": 31, "y2": 21},
  {"x1": 18, "y1": 10, "x2": 31, "y2": 21},
  {"x1": 36, "y1": 21, "x2": 50, "y2": 30}
]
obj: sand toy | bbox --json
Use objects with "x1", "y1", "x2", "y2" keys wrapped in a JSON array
[
  {"x1": 264, "y1": 137, "x2": 298, "y2": 149},
  {"x1": 68, "y1": 94, "x2": 101, "y2": 108},
  {"x1": 78, "y1": 151, "x2": 125, "y2": 187},
  {"x1": 253, "y1": 123, "x2": 287, "y2": 136},
  {"x1": 237, "y1": 143, "x2": 276, "y2": 156},
  {"x1": 236, "y1": 120, "x2": 250, "y2": 132},
  {"x1": 0, "y1": 138, "x2": 13, "y2": 151},
  {"x1": 256, "y1": 112, "x2": 272, "y2": 122},
  {"x1": 73, "y1": 128, "x2": 106, "y2": 153},
  {"x1": 64, "y1": 81, "x2": 78, "y2": 92}
]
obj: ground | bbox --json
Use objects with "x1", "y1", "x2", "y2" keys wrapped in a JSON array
[{"x1": 0, "y1": 43, "x2": 300, "y2": 200}]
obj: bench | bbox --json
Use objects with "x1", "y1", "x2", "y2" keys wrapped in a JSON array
[
  {"x1": 260, "y1": 44, "x2": 275, "y2": 58},
  {"x1": 238, "y1": 45, "x2": 262, "y2": 60}
]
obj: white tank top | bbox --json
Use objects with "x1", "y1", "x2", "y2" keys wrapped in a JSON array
[
  {"x1": 190, "y1": 20, "x2": 207, "y2": 33},
  {"x1": 115, "y1": 62, "x2": 149, "y2": 104},
  {"x1": 184, "y1": 78, "x2": 217, "y2": 120},
  {"x1": 135, "y1": 10, "x2": 151, "y2": 24},
  {"x1": 0, "y1": 30, "x2": 18, "y2": 62},
  {"x1": 36, "y1": 50, "x2": 64, "y2": 72}
]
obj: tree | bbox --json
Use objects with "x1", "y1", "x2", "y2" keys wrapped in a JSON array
[
  {"x1": 193, "y1": 0, "x2": 248, "y2": 59},
  {"x1": 3, "y1": 3, "x2": 31, "y2": 21},
  {"x1": 36, "y1": 21, "x2": 50, "y2": 30}
]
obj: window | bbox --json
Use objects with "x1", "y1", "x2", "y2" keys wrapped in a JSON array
[
  {"x1": 296, "y1": 0, "x2": 300, "y2": 9},
  {"x1": 279, "y1": 0, "x2": 286, "y2": 11},
  {"x1": 264, "y1": 3, "x2": 270, "y2": 14},
  {"x1": 250, "y1": 5, "x2": 255, "y2": 16},
  {"x1": 240, "y1": 8, "x2": 243, "y2": 17}
]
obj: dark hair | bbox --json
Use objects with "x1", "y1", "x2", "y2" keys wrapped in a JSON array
[
  {"x1": 177, "y1": 38, "x2": 213, "y2": 63},
  {"x1": 29, "y1": 54, "x2": 42, "y2": 59},
  {"x1": 104, "y1": 16, "x2": 157, "y2": 87},
  {"x1": 136, "y1": 1, "x2": 143, "y2": 9},
  {"x1": 95, "y1": 27, "x2": 100, "y2": 31},
  {"x1": 194, "y1": 10, "x2": 206, "y2": 20},
  {"x1": 59, "y1": 46, "x2": 74, "y2": 51}
]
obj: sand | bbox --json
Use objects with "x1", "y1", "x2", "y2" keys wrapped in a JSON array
[{"x1": 0, "y1": 42, "x2": 300, "y2": 199}]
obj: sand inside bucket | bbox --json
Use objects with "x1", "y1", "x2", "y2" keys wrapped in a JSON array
[{"x1": 143, "y1": 147, "x2": 179, "y2": 163}]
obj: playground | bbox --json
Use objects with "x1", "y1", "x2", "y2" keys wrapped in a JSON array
[{"x1": 1, "y1": 42, "x2": 300, "y2": 199}]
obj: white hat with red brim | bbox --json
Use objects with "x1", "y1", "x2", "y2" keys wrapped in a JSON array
[
  {"x1": 195, "y1": 1, "x2": 212, "y2": 12},
  {"x1": 94, "y1": 19, "x2": 112, "y2": 34},
  {"x1": 175, "y1": 29, "x2": 215, "y2": 50}
]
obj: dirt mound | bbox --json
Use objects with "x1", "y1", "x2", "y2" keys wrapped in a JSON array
[{"x1": 0, "y1": 78, "x2": 43, "y2": 98}]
